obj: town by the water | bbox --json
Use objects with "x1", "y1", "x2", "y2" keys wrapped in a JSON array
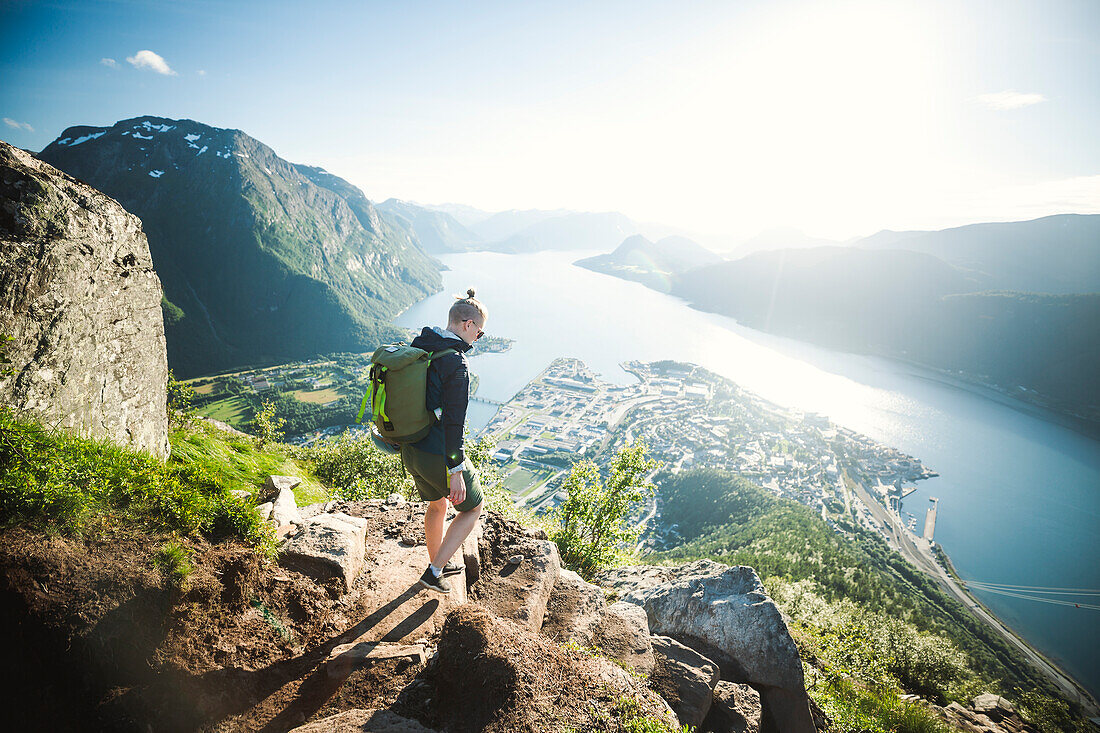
[{"x1": 481, "y1": 357, "x2": 941, "y2": 554}]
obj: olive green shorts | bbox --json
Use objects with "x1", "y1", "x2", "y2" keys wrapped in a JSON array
[{"x1": 399, "y1": 443, "x2": 483, "y2": 513}]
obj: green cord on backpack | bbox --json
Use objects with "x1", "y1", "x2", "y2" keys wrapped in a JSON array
[{"x1": 357, "y1": 344, "x2": 455, "y2": 444}]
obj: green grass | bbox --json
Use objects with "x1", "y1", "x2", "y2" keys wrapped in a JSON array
[
  {"x1": 169, "y1": 421, "x2": 327, "y2": 505},
  {"x1": 0, "y1": 408, "x2": 328, "y2": 556},
  {"x1": 154, "y1": 540, "x2": 194, "y2": 586},
  {"x1": 813, "y1": 677, "x2": 952, "y2": 733}
]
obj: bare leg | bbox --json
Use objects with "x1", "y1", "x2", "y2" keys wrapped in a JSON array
[
  {"x1": 432, "y1": 502, "x2": 483, "y2": 568},
  {"x1": 424, "y1": 497, "x2": 447, "y2": 563}
]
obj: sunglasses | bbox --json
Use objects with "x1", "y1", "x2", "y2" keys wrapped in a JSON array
[{"x1": 464, "y1": 319, "x2": 484, "y2": 340}]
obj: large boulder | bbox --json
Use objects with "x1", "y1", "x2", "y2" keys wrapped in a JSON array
[
  {"x1": 0, "y1": 141, "x2": 169, "y2": 457},
  {"x1": 611, "y1": 563, "x2": 814, "y2": 733},
  {"x1": 703, "y1": 681, "x2": 762, "y2": 733},
  {"x1": 280, "y1": 512, "x2": 368, "y2": 593},
  {"x1": 649, "y1": 635, "x2": 721, "y2": 729}
]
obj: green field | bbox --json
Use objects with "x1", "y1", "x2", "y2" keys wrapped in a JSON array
[
  {"x1": 200, "y1": 396, "x2": 252, "y2": 426},
  {"x1": 504, "y1": 467, "x2": 544, "y2": 494}
]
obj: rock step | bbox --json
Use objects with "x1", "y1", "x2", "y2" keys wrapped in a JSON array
[{"x1": 325, "y1": 641, "x2": 426, "y2": 679}]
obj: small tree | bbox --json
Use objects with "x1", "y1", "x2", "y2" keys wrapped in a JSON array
[
  {"x1": 166, "y1": 369, "x2": 195, "y2": 422},
  {"x1": 552, "y1": 442, "x2": 658, "y2": 578},
  {"x1": 250, "y1": 399, "x2": 285, "y2": 446}
]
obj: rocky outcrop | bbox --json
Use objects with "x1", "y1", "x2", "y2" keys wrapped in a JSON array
[
  {"x1": 934, "y1": 694, "x2": 1035, "y2": 733},
  {"x1": 649, "y1": 635, "x2": 721, "y2": 728},
  {"x1": 289, "y1": 708, "x2": 437, "y2": 732},
  {"x1": 471, "y1": 513, "x2": 561, "y2": 632},
  {"x1": 415, "y1": 604, "x2": 672, "y2": 733},
  {"x1": 0, "y1": 140, "x2": 169, "y2": 457},
  {"x1": 542, "y1": 568, "x2": 656, "y2": 674},
  {"x1": 602, "y1": 561, "x2": 814, "y2": 733}
]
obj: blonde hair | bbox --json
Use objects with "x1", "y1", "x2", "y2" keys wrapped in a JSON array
[{"x1": 448, "y1": 288, "x2": 487, "y2": 325}]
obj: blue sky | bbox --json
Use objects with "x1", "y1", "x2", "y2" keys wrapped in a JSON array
[{"x1": 2, "y1": 0, "x2": 1098, "y2": 239}]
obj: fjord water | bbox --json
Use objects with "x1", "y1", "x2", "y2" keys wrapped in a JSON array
[{"x1": 397, "y1": 250, "x2": 1100, "y2": 697}]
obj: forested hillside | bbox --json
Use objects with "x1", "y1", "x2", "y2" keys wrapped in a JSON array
[{"x1": 653, "y1": 468, "x2": 1056, "y2": 699}]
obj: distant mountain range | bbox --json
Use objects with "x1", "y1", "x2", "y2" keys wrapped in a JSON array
[
  {"x1": 376, "y1": 198, "x2": 482, "y2": 254},
  {"x1": 574, "y1": 234, "x2": 721, "y2": 292},
  {"x1": 855, "y1": 214, "x2": 1100, "y2": 293},
  {"x1": 38, "y1": 116, "x2": 441, "y2": 378},
  {"x1": 582, "y1": 214, "x2": 1100, "y2": 424},
  {"x1": 378, "y1": 201, "x2": 643, "y2": 254}
]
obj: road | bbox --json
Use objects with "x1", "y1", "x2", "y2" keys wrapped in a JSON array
[{"x1": 849, "y1": 478, "x2": 1099, "y2": 715}]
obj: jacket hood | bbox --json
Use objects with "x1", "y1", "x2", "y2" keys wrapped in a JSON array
[{"x1": 411, "y1": 326, "x2": 472, "y2": 354}]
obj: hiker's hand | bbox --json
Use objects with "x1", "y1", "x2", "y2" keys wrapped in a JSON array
[{"x1": 448, "y1": 471, "x2": 466, "y2": 506}]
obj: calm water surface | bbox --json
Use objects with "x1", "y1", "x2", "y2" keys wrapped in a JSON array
[{"x1": 396, "y1": 251, "x2": 1100, "y2": 696}]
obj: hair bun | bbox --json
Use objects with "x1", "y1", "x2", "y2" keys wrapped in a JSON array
[{"x1": 466, "y1": 288, "x2": 477, "y2": 299}]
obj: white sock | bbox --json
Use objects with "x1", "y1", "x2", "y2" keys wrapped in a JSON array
[{"x1": 429, "y1": 563, "x2": 443, "y2": 577}]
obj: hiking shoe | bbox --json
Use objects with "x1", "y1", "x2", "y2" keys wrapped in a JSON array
[
  {"x1": 418, "y1": 567, "x2": 451, "y2": 594},
  {"x1": 441, "y1": 560, "x2": 465, "y2": 576}
]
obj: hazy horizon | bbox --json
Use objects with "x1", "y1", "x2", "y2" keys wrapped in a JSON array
[{"x1": 3, "y1": 0, "x2": 1098, "y2": 240}]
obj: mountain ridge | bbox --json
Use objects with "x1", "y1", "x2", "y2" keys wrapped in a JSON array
[{"x1": 38, "y1": 115, "x2": 441, "y2": 378}]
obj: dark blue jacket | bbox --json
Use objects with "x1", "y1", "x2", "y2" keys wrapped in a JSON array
[{"x1": 410, "y1": 326, "x2": 472, "y2": 470}]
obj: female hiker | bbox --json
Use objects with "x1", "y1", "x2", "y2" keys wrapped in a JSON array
[{"x1": 403, "y1": 289, "x2": 487, "y2": 593}]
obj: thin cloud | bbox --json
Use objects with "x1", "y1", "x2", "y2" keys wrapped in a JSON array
[
  {"x1": 975, "y1": 90, "x2": 1046, "y2": 110},
  {"x1": 100, "y1": 57, "x2": 119, "y2": 69},
  {"x1": 197, "y1": 69, "x2": 206, "y2": 76},
  {"x1": 3, "y1": 118, "x2": 34, "y2": 132},
  {"x1": 126, "y1": 50, "x2": 177, "y2": 76}
]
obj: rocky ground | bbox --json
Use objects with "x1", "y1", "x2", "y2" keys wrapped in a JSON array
[{"x1": 0, "y1": 466, "x2": 1041, "y2": 732}]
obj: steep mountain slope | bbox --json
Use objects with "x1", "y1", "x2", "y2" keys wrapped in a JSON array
[
  {"x1": 674, "y1": 247, "x2": 1100, "y2": 421},
  {"x1": 855, "y1": 214, "x2": 1100, "y2": 293},
  {"x1": 575, "y1": 234, "x2": 720, "y2": 291},
  {"x1": 38, "y1": 116, "x2": 441, "y2": 378},
  {"x1": 376, "y1": 198, "x2": 482, "y2": 253},
  {"x1": 675, "y1": 247, "x2": 979, "y2": 346}
]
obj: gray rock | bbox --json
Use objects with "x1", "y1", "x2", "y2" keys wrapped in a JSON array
[
  {"x1": 279, "y1": 512, "x2": 369, "y2": 593},
  {"x1": 618, "y1": 563, "x2": 813, "y2": 733},
  {"x1": 970, "y1": 694, "x2": 1016, "y2": 721},
  {"x1": 299, "y1": 501, "x2": 329, "y2": 520},
  {"x1": 0, "y1": 141, "x2": 169, "y2": 457},
  {"x1": 287, "y1": 708, "x2": 437, "y2": 732},
  {"x1": 506, "y1": 554, "x2": 524, "y2": 565},
  {"x1": 704, "y1": 681, "x2": 762, "y2": 733},
  {"x1": 264, "y1": 474, "x2": 302, "y2": 502},
  {"x1": 255, "y1": 502, "x2": 274, "y2": 521},
  {"x1": 597, "y1": 559, "x2": 727, "y2": 596},
  {"x1": 649, "y1": 635, "x2": 720, "y2": 729},
  {"x1": 385, "y1": 492, "x2": 406, "y2": 506},
  {"x1": 271, "y1": 487, "x2": 303, "y2": 526},
  {"x1": 543, "y1": 570, "x2": 655, "y2": 674}
]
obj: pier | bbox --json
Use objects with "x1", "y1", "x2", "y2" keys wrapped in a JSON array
[{"x1": 923, "y1": 497, "x2": 939, "y2": 542}]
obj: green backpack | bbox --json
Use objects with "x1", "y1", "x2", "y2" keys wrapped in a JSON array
[{"x1": 357, "y1": 344, "x2": 455, "y2": 444}]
